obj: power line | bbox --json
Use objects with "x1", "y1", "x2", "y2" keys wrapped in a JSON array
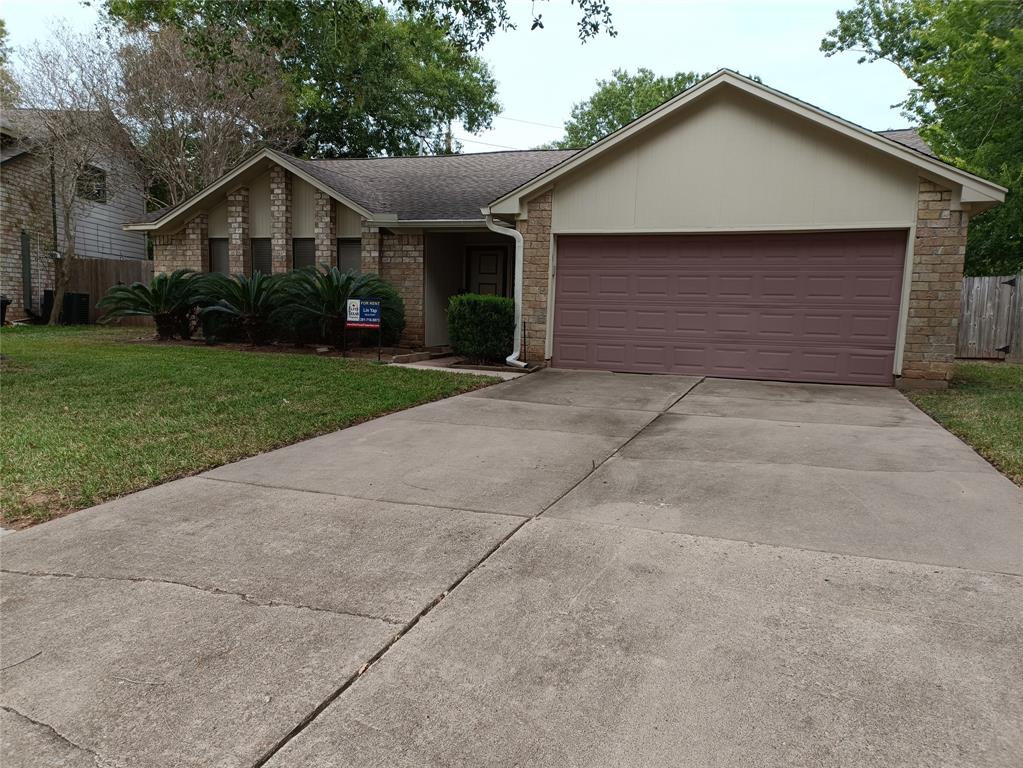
[
  {"x1": 454, "y1": 135, "x2": 523, "y2": 150},
  {"x1": 494, "y1": 114, "x2": 563, "y2": 130}
]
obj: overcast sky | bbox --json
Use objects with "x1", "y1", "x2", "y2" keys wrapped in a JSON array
[{"x1": 3, "y1": 0, "x2": 917, "y2": 152}]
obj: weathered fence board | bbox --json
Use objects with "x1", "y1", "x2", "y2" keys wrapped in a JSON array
[
  {"x1": 957, "y1": 273, "x2": 1022, "y2": 361},
  {"x1": 68, "y1": 257, "x2": 154, "y2": 324}
]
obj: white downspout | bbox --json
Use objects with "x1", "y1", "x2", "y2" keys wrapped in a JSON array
[{"x1": 485, "y1": 214, "x2": 528, "y2": 368}]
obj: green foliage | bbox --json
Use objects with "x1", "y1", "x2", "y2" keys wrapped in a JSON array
[
  {"x1": 0, "y1": 18, "x2": 16, "y2": 108},
  {"x1": 277, "y1": 267, "x2": 405, "y2": 351},
  {"x1": 96, "y1": 269, "x2": 202, "y2": 340},
  {"x1": 447, "y1": 293, "x2": 514, "y2": 363},
  {"x1": 103, "y1": 0, "x2": 501, "y2": 157},
  {"x1": 822, "y1": 0, "x2": 1023, "y2": 276},
  {"x1": 197, "y1": 272, "x2": 287, "y2": 346}
]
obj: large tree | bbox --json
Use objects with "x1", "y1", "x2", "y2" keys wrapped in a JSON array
[
  {"x1": 0, "y1": 18, "x2": 16, "y2": 107},
  {"x1": 822, "y1": 0, "x2": 1023, "y2": 276},
  {"x1": 10, "y1": 26, "x2": 128, "y2": 324},
  {"x1": 114, "y1": 26, "x2": 300, "y2": 205},
  {"x1": 103, "y1": 0, "x2": 505, "y2": 157}
]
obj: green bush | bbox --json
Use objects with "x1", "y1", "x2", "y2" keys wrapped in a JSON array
[{"x1": 447, "y1": 293, "x2": 514, "y2": 363}]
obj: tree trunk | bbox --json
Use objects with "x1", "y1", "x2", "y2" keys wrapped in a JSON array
[{"x1": 49, "y1": 206, "x2": 76, "y2": 326}]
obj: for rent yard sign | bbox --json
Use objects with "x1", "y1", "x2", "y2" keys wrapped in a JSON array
[{"x1": 346, "y1": 299, "x2": 381, "y2": 329}]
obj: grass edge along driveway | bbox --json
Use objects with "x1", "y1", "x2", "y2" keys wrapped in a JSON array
[
  {"x1": 906, "y1": 361, "x2": 1023, "y2": 487},
  {"x1": 1, "y1": 326, "x2": 497, "y2": 527}
]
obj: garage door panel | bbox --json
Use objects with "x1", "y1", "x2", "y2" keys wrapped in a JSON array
[{"x1": 553, "y1": 231, "x2": 906, "y2": 385}]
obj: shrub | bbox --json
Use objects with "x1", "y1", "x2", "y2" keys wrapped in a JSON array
[
  {"x1": 197, "y1": 272, "x2": 286, "y2": 346},
  {"x1": 447, "y1": 293, "x2": 514, "y2": 363},
  {"x1": 276, "y1": 267, "x2": 405, "y2": 352},
  {"x1": 97, "y1": 269, "x2": 203, "y2": 340}
]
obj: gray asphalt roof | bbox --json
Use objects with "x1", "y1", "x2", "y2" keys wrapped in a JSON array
[
  {"x1": 292, "y1": 149, "x2": 579, "y2": 220},
  {"x1": 131, "y1": 129, "x2": 936, "y2": 227},
  {"x1": 877, "y1": 128, "x2": 935, "y2": 158}
]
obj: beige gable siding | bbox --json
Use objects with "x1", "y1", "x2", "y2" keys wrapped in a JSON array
[
  {"x1": 336, "y1": 202, "x2": 362, "y2": 237},
  {"x1": 551, "y1": 90, "x2": 919, "y2": 233},
  {"x1": 208, "y1": 200, "x2": 229, "y2": 238},
  {"x1": 292, "y1": 177, "x2": 317, "y2": 237},
  {"x1": 248, "y1": 171, "x2": 272, "y2": 238}
]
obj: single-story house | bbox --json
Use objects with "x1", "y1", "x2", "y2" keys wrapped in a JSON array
[{"x1": 125, "y1": 70, "x2": 1006, "y2": 387}]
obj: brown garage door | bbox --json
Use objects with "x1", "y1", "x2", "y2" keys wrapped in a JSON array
[{"x1": 552, "y1": 231, "x2": 907, "y2": 386}]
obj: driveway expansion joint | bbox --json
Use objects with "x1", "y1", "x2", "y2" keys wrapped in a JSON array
[
  {"x1": 0, "y1": 569, "x2": 405, "y2": 626},
  {"x1": 0, "y1": 704, "x2": 123, "y2": 768}
]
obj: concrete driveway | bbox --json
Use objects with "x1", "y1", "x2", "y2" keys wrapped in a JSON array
[{"x1": 2, "y1": 370, "x2": 1021, "y2": 767}]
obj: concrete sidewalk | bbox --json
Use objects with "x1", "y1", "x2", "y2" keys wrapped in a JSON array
[{"x1": 2, "y1": 371, "x2": 1021, "y2": 767}]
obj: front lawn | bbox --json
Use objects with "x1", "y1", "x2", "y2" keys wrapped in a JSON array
[
  {"x1": 906, "y1": 361, "x2": 1023, "y2": 486},
  {"x1": 1, "y1": 326, "x2": 496, "y2": 527}
]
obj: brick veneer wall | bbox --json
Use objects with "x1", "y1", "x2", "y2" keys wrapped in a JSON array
[
  {"x1": 516, "y1": 190, "x2": 553, "y2": 362},
  {"x1": 227, "y1": 186, "x2": 250, "y2": 275},
  {"x1": 900, "y1": 179, "x2": 969, "y2": 388},
  {"x1": 270, "y1": 166, "x2": 292, "y2": 273},
  {"x1": 0, "y1": 155, "x2": 54, "y2": 319},
  {"x1": 360, "y1": 222, "x2": 381, "y2": 274},
  {"x1": 153, "y1": 213, "x2": 208, "y2": 274},
  {"x1": 314, "y1": 190, "x2": 337, "y2": 267},
  {"x1": 380, "y1": 231, "x2": 424, "y2": 347}
]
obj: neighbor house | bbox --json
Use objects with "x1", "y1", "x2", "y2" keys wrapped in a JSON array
[
  {"x1": 1, "y1": 111, "x2": 148, "y2": 321},
  {"x1": 124, "y1": 71, "x2": 1005, "y2": 387}
]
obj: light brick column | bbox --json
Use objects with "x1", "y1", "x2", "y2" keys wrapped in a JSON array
[
  {"x1": 380, "y1": 231, "x2": 425, "y2": 347},
  {"x1": 360, "y1": 221, "x2": 381, "y2": 274},
  {"x1": 269, "y1": 165, "x2": 292, "y2": 273},
  {"x1": 516, "y1": 190, "x2": 553, "y2": 363},
  {"x1": 227, "y1": 186, "x2": 250, "y2": 275},
  {"x1": 314, "y1": 190, "x2": 337, "y2": 267},
  {"x1": 154, "y1": 212, "x2": 208, "y2": 274},
  {"x1": 900, "y1": 178, "x2": 969, "y2": 388}
]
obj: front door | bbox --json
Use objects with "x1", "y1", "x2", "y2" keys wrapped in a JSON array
[{"x1": 467, "y1": 247, "x2": 507, "y2": 296}]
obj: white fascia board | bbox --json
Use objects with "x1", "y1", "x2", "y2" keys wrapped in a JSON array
[{"x1": 123, "y1": 149, "x2": 378, "y2": 232}]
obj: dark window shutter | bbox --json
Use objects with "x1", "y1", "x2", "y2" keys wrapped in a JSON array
[
  {"x1": 337, "y1": 238, "x2": 362, "y2": 274},
  {"x1": 209, "y1": 238, "x2": 229, "y2": 274},
  {"x1": 293, "y1": 238, "x2": 316, "y2": 269},
  {"x1": 252, "y1": 238, "x2": 272, "y2": 275}
]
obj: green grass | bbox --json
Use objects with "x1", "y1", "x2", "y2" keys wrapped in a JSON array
[
  {"x1": 1, "y1": 325, "x2": 496, "y2": 526},
  {"x1": 906, "y1": 361, "x2": 1023, "y2": 486}
]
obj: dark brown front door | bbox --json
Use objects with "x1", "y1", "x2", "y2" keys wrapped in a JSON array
[
  {"x1": 468, "y1": 247, "x2": 507, "y2": 296},
  {"x1": 552, "y1": 231, "x2": 907, "y2": 386}
]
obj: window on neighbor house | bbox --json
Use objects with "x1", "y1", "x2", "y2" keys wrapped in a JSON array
[
  {"x1": 76, "y1": 165, "x2": 107, "y2": 203},
  {"x1": 209, "y1": 238, "x2": 229, "y2": 274},
  {"x1": 251, "y1": 238, "x2": 272, "y2": 275},
  {"x1": 337, "y1": 238, "x2": 361, "y2": 274},
  {"x1": 293, "y1": 238, "x2": 316, "y2": 269}
]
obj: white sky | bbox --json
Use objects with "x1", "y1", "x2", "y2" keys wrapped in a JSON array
[{"x1": 2, "y1": 0, "x2": 917, "y2": 152}]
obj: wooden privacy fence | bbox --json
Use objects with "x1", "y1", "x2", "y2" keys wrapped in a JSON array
[
  {"x1": 68, "y1": 257, "x2": 154, "y2": 324},
  {"x1": 957, "y1": 273, "x2": 1023, "y2": 362}
]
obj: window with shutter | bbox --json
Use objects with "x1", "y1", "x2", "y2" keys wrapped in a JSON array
[
  {"x1": 293, "y1": 238, "x2": 316, "y2": 269},
  {"x1": 337, "y1": 238, "x2": 361, "y2": 274},
  {"x1": 209, "y1": 238, "x2": 229, "y2": 274},
  {"x1": 251, "y1": 238, "x2": 272, "y2": 275}
]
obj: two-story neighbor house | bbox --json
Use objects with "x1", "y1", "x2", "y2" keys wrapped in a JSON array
[
  {"x1": 124, "y1": 72, "x2": 1005, "y2": 387},
  {"x1": 1, "y1": 111, "x2": 148, "y2": 321}
]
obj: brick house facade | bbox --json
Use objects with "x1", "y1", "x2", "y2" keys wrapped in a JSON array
[{"x1": 135, "y1": 74, "x2": 1005, "y2": 384}]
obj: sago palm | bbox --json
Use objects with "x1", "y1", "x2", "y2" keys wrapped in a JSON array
[
  {"x1": 197, "y1": 271, "x2": 286, "y2": 346},
  {"x1": 277, "y1": 267, "x2": 404, "y2": 352},
  {"x1": 97, "y1": 269, "x2": 202, "y2": 340}
]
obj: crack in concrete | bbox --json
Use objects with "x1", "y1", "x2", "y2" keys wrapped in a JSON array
[
  {"x1": 1, "y1": 704, "x2": 125, "y2": 768},
  {"x1": 0, "y1": 569, "x2": 404, "y2": 626},
  {"x1": 249, "y1": 382, "x2": 694, "y2": 767}
]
